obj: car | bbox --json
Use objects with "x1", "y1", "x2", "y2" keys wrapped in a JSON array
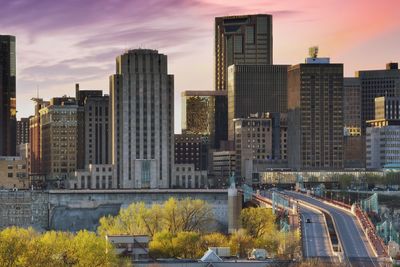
[{"x1": 306, "y1": 218, "x2": 311, "y2": 223}]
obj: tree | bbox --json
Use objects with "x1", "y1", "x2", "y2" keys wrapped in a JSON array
[
  {"x1": 173, "y1": 231, "x2": 202, "y2": 259},
  {"x1": 229, "y1": 229, "x2": 254, "y2": 258},
  {"x1": 98, "y1": 197, "x2": 215, "y2": 237},
  {"x1": 148, "y1": 230, "x2": 176, "y2": 258},
  {"x1": 240, "y1": 207, "x2": 276, "y2": 238},
  {"x1": 0, "y1": 227, "x2": 37, "y2": 267},
  {"x1": 200, "y1": 232, "x2": 229, "y2": 251}
]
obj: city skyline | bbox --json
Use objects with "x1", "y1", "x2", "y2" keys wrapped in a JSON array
[{"x1": 1, "y1": 0, "x2": 400, "y2": 133}]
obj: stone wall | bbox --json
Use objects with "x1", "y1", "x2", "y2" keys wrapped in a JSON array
[
  {"x1": 0, "y1": 189, "x2": 229, "y2": 232},
  {"x1": 0, "y1": 191, "x2": 48, "y2": 230}
]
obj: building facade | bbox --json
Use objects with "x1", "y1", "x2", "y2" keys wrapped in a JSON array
[
  {"x1": 0, "y1": 156, "x2": 28, "y2": 189},
  {"x1": 366, "y1": 95, "x2": 400, "y2": 169},
  {"x1": 29, "y1": 98, "x2": 49, "y2": 175},
  {"x1": 174, "y1": 134, "x2": 208, "y2": 171},
  {"x1": 39, "y1": 97, "x2": 79, "y2": 181},
  {"x1": 16, "y1": 118, "x2": 30, "y2": 146},
  {"x1": 110, "y1": 49, "x2": 174, "y2": 189},
  {"x1": 344, "y1": 78, "x2": 362, "y2": 136},
  {"x1": 233, "y1": 113, "x2": 287, "y2": 183},
  {"x1": 173, "y1": 163, "x2": 208, "y2": 189},
  {"x1": 0, "y1": 35, "x2": 16, "y2": 156},
  {"x1": 215, "y1": 14, "x2": 273, "y2": 91},
  {"x1": 181, "y1": 90, "x2": 228, "y2": 149},
  {"x1": 358, "y1": 63, "x2": 400, "y2": 133},
  {"x1": 287, "y1": 58, "x2": 344, "y2": 170},
  {"x1": 70, "y1": 164, "x2": 115, "y2": 189},
  {"x1": 211, "y1": 150, "x2": 235, "y2": 188},
  {"x1": 227, "y1": 64, "x2": 288, "y2": 140}
]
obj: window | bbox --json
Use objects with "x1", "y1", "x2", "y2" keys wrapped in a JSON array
[{"x1": 8, "y1": 173, "x2": 13, "y2": 178}]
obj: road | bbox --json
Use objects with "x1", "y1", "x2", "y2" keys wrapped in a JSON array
[
  {"x1": 285, "y1": 191, "x2": 382, "y2": 266},
  {"x1": 300, "y1": 205, "x2": 334, "y2": 258}
]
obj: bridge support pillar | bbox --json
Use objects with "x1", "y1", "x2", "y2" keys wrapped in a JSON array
[{"x1": 228, "y1": 187, "x2": 242, "y2": 233}]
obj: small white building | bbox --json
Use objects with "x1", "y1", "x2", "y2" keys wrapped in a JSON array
[{"x1": 70, "y1": 164, "x2": 116, "y2": 189}]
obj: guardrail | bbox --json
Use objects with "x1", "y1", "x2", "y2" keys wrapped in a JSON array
[
  {"x1": 354, "y1": 204, "x2": 388, "y2": 258},
  {"x1": 306, "y1": 191, "x2": 388, "y2": 258}
]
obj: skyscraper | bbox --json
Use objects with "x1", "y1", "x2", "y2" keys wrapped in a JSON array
[
  {"x1": 215, "y1": 14, "x2": 273, "y2": 91},
  {"x1": 357, "y1": 63, "x2": 400, "y2": 133},
  {"x1": 227, "y1": 64, "x2": 288, "y2": 140},
  {"x1": 110, "y1": 49, "x2": 174, "y2": 189},
  {"x1": 0, "y1": 35, "x2": 16, "y2": 156},
  {"x1": 287, "y1": 56, "x2": 344, "y2": 170}
]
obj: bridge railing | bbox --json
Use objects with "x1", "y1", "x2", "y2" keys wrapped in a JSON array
[{"x1": 354, "y1": 204, "x2": 388, "y2": 257}]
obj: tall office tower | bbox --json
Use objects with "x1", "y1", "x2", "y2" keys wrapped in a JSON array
[
  {"x1": 39, "y1": 97, "x2": 79, "y2": 181},
  {"x1": 358, "y1": 63, "x2": 400, "y2": 133},
  {"x1": 227, "y1": 64, "x2": 288, "y2": 140},
  {"x1": 287, "y1": 54, "x2": 344, "y2": 170},
  {"x1": 343, "y1": 78, "x2": 361, "y2": 136},
  {"x1": 215, "y1": 14, "x2": 273, "y2": 91},
  {"x1": 16, "y1": 118, "x2": 30, "y2": 145},
  {"x1": 29, "y1": 98, "x2": 49, "y2": 174},
  {"x1": 75, "y1": 84, "x2": 110, "y2": 166},
  {"x1": 110, "y1": 49, "x2": 174, "y2": 189},
  {"x1": 0, "y1": 35, "x2": 16, "y2": 156},
  {"x1": 181, "y1": 90, "x2": 227, "y2": 149}
]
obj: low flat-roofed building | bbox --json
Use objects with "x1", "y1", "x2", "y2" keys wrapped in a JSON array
[
  {"x1": 0, "y1": 156, "x2": 28, "y2": 189},
  {"x1": 173, "y1": 163, "x2": 208, "y2": 189},
  {"x1": 70, "y1": 164, "x2": 116, "y2": 189},
  {"x1": 106, "y1": 235, "x2": 149, "y2": 260}
]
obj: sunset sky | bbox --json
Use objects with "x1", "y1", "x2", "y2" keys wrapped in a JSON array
[{"x1": 1, "y1": 0, "x2": 400, "y2": 132}]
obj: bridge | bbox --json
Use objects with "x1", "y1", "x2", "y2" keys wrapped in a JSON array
[{"x1": 251, "y1": 189, "x2": 391, "y2": 266}]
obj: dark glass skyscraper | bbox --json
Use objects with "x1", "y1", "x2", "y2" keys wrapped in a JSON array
[
  {"x1": 215, "y1": 14, "x2": 273, "y2": 91},
  {"x1": 0, "y1": 35, "x2": 16, "y2": 156}
]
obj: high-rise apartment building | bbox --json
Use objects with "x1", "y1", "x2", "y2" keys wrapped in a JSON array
[
  {"x1": 110, "y1": 49, "x2": 174, "y2": 189},
  {"x1": 287, "y1": 56, "x2": 344, "y2": 170},
  {"x1": 0, "y1": 35, "x2": 16, "y2": 156},
  {"x1": 344, "y1": 78, "x2": 362, "y2": 136},
  {"x1": 16, "y1": 118, "x2": 30, "y2": 145},
  {"x1": 227, "y1": 64, "x2": 288, "y2": 140},
  {"x1": 357, "y1": 63, "x2": 400, "y2": 133},
  {"x1": 39, "y1": 97, "x2": 79, "y2": 181},
  {"x1": 181, "y1": 90, "x2": 227, "y2": 149},
  {"x1": 215, "y1": 14, "x2": 273, "y2": 91}
]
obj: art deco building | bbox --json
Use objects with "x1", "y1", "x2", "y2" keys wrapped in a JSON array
[
  {"x1": 181, "y1": 90, "x2": 227, "y2": 149},
  {"x1": 110, "y1": 49, "x2": 174, "y2": 189},
  {"x1": 357, "y1": 63, "x2": 400, "y2": 133},
  {"x1": 0, "y1": 35, "x2": 16, "y2": 156},
  {"x1": 215, "y1": 14, "x2": 273, "y2": 91},
  {"x1": 287, "y1": 56, "x2": 344, "y2": 170},
  {"x1": 227, "y1": 64, "x2": 288, "y2": 140}
]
